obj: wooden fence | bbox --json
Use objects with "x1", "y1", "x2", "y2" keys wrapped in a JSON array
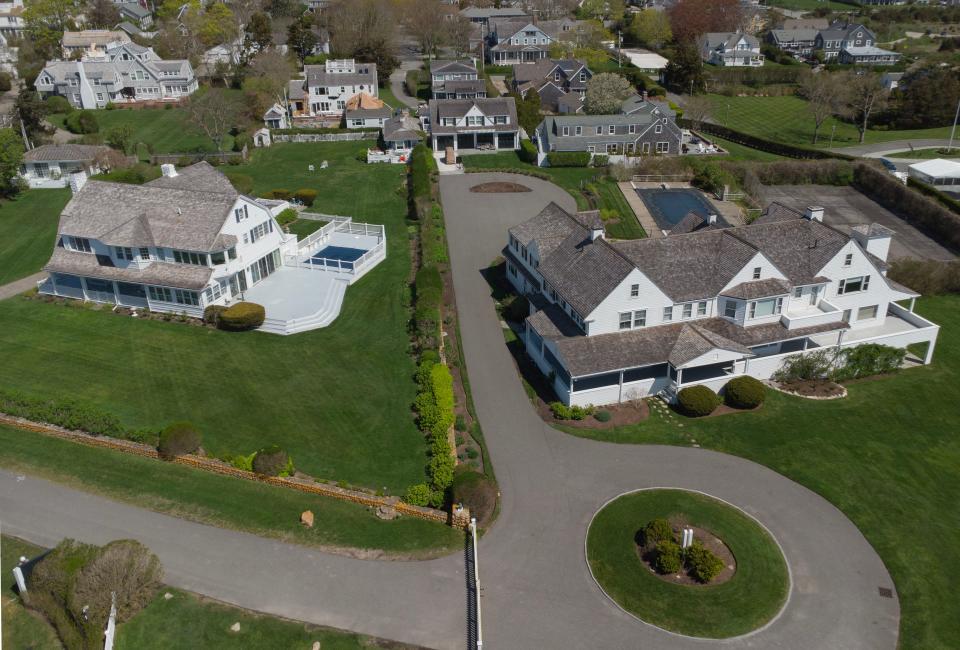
[
  {"x1": 271, "y1": 132, "x2": 379, "y2": 143},
  {"x1": 150, "y1": 144, "x2": 248, "y2": 166}
]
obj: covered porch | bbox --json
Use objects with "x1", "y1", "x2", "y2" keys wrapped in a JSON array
[{"x1": 432, "y1": 130, "x2": 519, "y2": 155}]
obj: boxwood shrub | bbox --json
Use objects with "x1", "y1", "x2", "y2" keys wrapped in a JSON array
[
  {"x1": 546, "y1": 151, "x2": 591, "y2": 167},
  {"x1": 654, "y1": 540, "x2": 683, "y2": 574},
  {"x1": 202, "y1": 304, "x2": 228, "y2": 326},
  {"x1": 641, "y1": 518, "x2": 673, "y2": 547},
  {"x1": 676, "y1": 385, "x2": 720, "y2": 417},
  {"x1": 252, "y1": 445, "x2": 292, "y2": 476},
  {"x1": 723, "y1": 376, "x2": 766, "y2": 409},
  {"x1": 518, "y1": 139, "x2": 538, "y2": 164},
  {"x1": 685, "y1": 540, "x2": 725, "y2": 583},
  {"x1": 64, "y1": 110, "x2": 99, "y2": 134},
  {"x1": 293, "y1": 188, "x2": 317, "y2": 206},
  {"x1": 157, "y1": 421, "x2": 200, "y2": 460},
  {"x1": 217, "y1": 302, "x2": 265, "y2": 331}
]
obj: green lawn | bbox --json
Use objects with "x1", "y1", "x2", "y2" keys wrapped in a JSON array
[
  {"x1": 1, "y1": 536, "x2": 60, "y2": 650},
  {"x1": 0, "y1": 425, "x2": 461, "y2": 555},
  {"x1": 883, "y1": 148, "x2": 960, "y2": 160},
  {"x1": 764, "y1": 0, "x2": 854, "y2": 10},
  {"x1": 707, "y1": 94, "x2": 954, "y2": 149},
  {"x1": 711, "y1": 135, "x2": 790, "y2": 163},
  {"x1": 558, "y1": 295, "x2": 960, "y2": 649},
  {"x1": 461, "y1": 151, "x2": 646, "y2": 239},
  {"x1": 0, "y1": 142, "x2": 423, "y2": 494},
  {"x1": 286, "y1": 218, "x2": 325, "y2": 238},
  {"x1": 587, "y1": 490, "x2": 788, "y2": 638},
  {"x1": 0, "y1": 189, "x2": 71, "y2": 285}
]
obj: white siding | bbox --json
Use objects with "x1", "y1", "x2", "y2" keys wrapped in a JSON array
[
  {"x1": 586, "y1": 269, "x2": 672, "y2": 335},
  {"x1": 816, "y1": 241, "x2": 894, "y2": 330}
]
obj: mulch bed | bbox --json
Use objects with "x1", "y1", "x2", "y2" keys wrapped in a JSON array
[
  {"x1": 469, "y1": 182, "x2": 532, "y2": 193},
  {"x1": 637, "y1": 521, "x2": 737, "y2": 587},
  {"x1": 540, "y1": 399, "x2": 650, "y2": 429},
  {"x1": 777, "y1": 379, "x2": 846, "y2": 398}
]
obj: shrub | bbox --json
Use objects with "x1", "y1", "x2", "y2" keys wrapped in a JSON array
[
  {"x1": 428, "y1": 451, "x2": 455, "y2": 492},
  {"x1": 888, "y1": 259, "x2": 960, "y2": 295},
  {"x1": 593, "y1": 409, "x2": 611, "y2": 422},
  {"x1": 451, "y1": 469, "x2": 498, "y2": 525},
  {"x1": 228, "y1": 452, "x2": 255, "y2": 471},
  {"x1": 157, "y1": 421, "x2": 200, "y2": 460},
  {"x1": 653, "y1": 540, "x2": 683, "y2": 574},
  {"x1": 546, "y1": 151, "x2": 591, "y2": 167},
  {"x1": 501, "y1": 294, "x2": 530, "y2": 323},
  {"x1": 641, "y1": 518, "x2": 674, "y2": 547},
  {"x1": 455, "y1": 414, "x2": 467, "y2": 431},
  {"x1": 550, "y1": 401, "x2": 572, "y2": 419},
  {"x1": 266, "y1": 188, "x2": 291, "y2": 200},
  {"x1": 685, "y1": 541, "x2": 724, "y2": 583},
  {"x1": 676, "y1": 385, "x2": 720, "y2": 417},
  {"x1": 0, "y1": 388, "x2": 126, "y2": 438},
  {"x1": 64, "y1": 110, "x2": 99, "y2": 134},
  {"x1": 835, "y1": 344, "x2": 906, "y2": 380},
  {"x1": 202, "y1": 304, "x2": 228, "y2": 325},
  {"x1": 405, "y1": 482, "x2": 432, "y2": 506},
  {"x1": 252, "y1": 445, "x2": 292, "y2": 476},
  {"x1": 591, "y1": 154, "x2": 609, "y2": 167},
  {"x1": 44, "y1": 95, "x2": 73, "y2": 114},
  {"x1": 275, "y1": 208, "x2": 299, "y2": 227},
  {"x1": 293, "y1": 188, "x2": 317, "y2": 206},
  {"x1": 772, "y1": 349, "x2": 834, "y2": 383},
  {"x1": 518, "y1": 138, "x2": 538, "y2": 164},
  {"x1": 416, "y1": 264, "x2": 443, "y2": 294},
  {"x1": 724, "y1": 376, "x2": 766, "y2": 409},
  {"x1": 217, "y1": 302, "x2": 265, "y2": 331}
]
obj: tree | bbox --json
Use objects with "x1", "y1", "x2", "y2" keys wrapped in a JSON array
[
  {"x1": 244, "y1": 12, "x2": 273, "y2": 56},
  {"x1": 326, "y1": 0, "x2": 397, "y2": 68},
  {"x1": 23, "y1": 0, "x2": 78, "y2": 59},
  {"x1": 403, "y1": 0, "x2": 447, "y2": 62},
  {"x1": 199, "y1": 2, "x2": 237, "y2": 48},
  {"x1": 93, "y1": 147, "x2": 132, "y2": 173},
  {"x1": 287, "y1": 15, "x2": 319, "y2": 65},
  {"x1": 844, "y1": 72, "x2": 888, "y2": 144},
  {"x1": 12, "y1": 87, "x2": 50, "y2": 144},
  {"x1": 263, "y1": 0, "x2": 302, "y2": 18},
  {"x1": 446, "y1": 16, "x2": 474, "y2": 58},
  {"x1": 891, "y1": 66, "x2": 960, "y2": 129},
  {"x1": 668, "y1": 0, "x2": 742, "y2": 43},
  {"x1": 584, "y1": 73, "x2": 633, "y2": 115},
  {"x1": 105, "y1": 124, "x2": 135, "y2": 152},
  {"x1": 798, "y1": 71, "x2": 844, "y2": 145},
  {"x1": 682, "y1": 95, "x2": 712, "y2": 129},
  {"x1": 629, "y1": 9, "x2": 672, "y2": 50},
  {"x1": 87, "y1": 0, "x2": 120, "y2": 29},
  {"x1": 664, "y1": 41, "x2": 705, "y2": 94},
  {"x1": 355, "y1": 43, "x2": 399, "y2": 86},
  {"x1": 511, "y1": 91, "x2": 542, "y2": 136},
  {"x1": 186, "y1": 88, "x2": 242, "y2": 152},
  {"x1": 580, "y1": 0, "x2": 624, "y2": 22},
  {"x1": 243, "y1": 50, "x2": 295, "y2": 117},
  {"x1": 0, "y1": 128, "x2": 24, "y2": 197}
]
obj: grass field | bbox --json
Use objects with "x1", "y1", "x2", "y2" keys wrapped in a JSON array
[
  {"x1": 1, "y1": 536, "x2": 59, "y2": 650},
  {"x1": 0, "y1": 189, "x2": 71, "y2": 285},
  {"x1": 711, "y1": 135, "x2": 789, "y2": 162},
  {"x1": 461, "y1": 151, "x2": 646, "y2": 239},
  {"x1": 557, "y1": 295, "x2": 960, "y2": 650},
  {"x1": 883, "y1": 148, "x2": 960, "y2": 160},
  {"x1": 707, "y1": 94, "x2": 954, "y2": 149},
  {"x1": 587, "y1": 490, "x2": 788, "y2": 638},
  {"x1": 0, "y1": 142, "x2": 423, "y2": 494}
]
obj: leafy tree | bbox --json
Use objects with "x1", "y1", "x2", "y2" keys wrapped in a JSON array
[
  {"x1": 287, "y1": 15, "x2": 319, "y2": 65},
  {"x1": 12, "y1": 87, "x2": 51, "y2": 143},
  {"x1": 326, "y1": 0, "x2": 397, "y2": 79},
  {"x1": 446, "y1": 16, "x2": 474, "y2": 58},
  {"x1": 628, "y1": 9, "x2": 672, "y2": 50},
  {"x1": 0, "y1": 128, "x2": 25, "y2": 197},
  {"x1": 892, "y1": 66, "x2": 960, "y2": 129},
  {"x1": 668, "y1": 0, "x2": 742, "y2": 43},
  {"x1": 23, "y1": 0, "x2": 77, "y2": 59},
  {"x1": 199, "y1": 2, "x2": 237, "y2": 48},
  {"x1": 263, "y1": 0, "x2": 303, "y2": 18},
  {"x1": 511, "y1": 91, "x2": 542, "y2": 137},
  {"x1": 244, "y1": 11, "x2": 273, "y2": 55},
  {"x1": 664, "y1": 41, "x2": 705, "y2": 94},
  {"x1": 584, "y1": 72, "x2": 632, "y2": 115},
  {"x1": 355, "y1": 42, "x2": 399, "y2": 85},
  {"x1": 105, "y1": 124, "x2": 135, "y2": 152},
  {"x1": 843, "y1": 72, "x2": 888, "y2": 144},
  {"x1": 798, "y1": 71, "x2": 845, "y2": 145},
  {"x1": 580, "y1": 0, "x2": 624, "y2": 22},
  {"x1": 87, "y1": 0, "x2": 120, "y2": 29},
  {"x1": 186, "y1": 88, "x2": 242, "y2": 152}
]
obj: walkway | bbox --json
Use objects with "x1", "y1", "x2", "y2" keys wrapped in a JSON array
[
  {"x1": 0, "y1": 272, "x2": 44, "y2": 300},
  {"x1": 617, "y1": 180, "x2": 662, "y2": 238},
  {"x1": 389, "y1": 61, "x2": 421, "y2": 111}
]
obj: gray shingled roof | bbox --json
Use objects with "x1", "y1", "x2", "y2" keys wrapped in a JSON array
[
  {"x1": 731, "y1": 218, "x2": 848, "y2": 286},
  {"x1": 382, "y1": 114, "x2": 423, "y2": 143},
  {"x1": 430, "y1": 59, "x2": 477, "y2": 75},
  {"x1": 144, "y1": 161, "x2": 237, "y2": 195},
  {"x1": 304, "y1": 63, "x2": 377, "y2": 87},
  {"x1": 509, "y1": 202, "x2": 581, "y2": 251},
  {"x1": 695, "y1": 317, "x2": 847, "y2": 349},
  {"x1": 721, "y1": 278, "x2": 791, "y2": 300},
  {"x1": 24, "y1": 144, "x2": 110, "y2": 162},
  {"x1": 538, "y1": 230, "x2": 634, "y2": 317},
  {"x1": 45, "y1": 247, "x2": 212, "y2": 290}
]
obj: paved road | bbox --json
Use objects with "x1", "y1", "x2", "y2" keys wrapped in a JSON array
[
  {"x1": 389, "y1": 60, "x2": 422, "y2": 111},
  {"x1": 831, "y1": 139, "x2": 954, "y2": 158},
  {"x1": 0, "y1": 175, "x2": 901, "y2": 649},
  {"x1": 0, "y1": 272, "x2": 44, "y2": 300}
]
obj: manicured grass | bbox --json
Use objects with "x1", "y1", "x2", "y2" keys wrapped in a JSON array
[
  {"x1": 587, "y1": 490, "x2": 788, "y2": 638},
  {"x1": 461, "y1": 151, "x2": 647, "y2": 239},
  {"x1": 1, "y1": 536, "x2": 60, "y2": 650},
  {"x1": 706, "y1": 94, "x2": 954, "y2": 149},
  {"x1": 882, "y1": 148, "x2": 959, "y2": 160},
  {"x1": 764, "y1": 0, "x2": 853, "y2": 10},
  {"x1": 0, "y1": 424, "x2": 462, "y2": 556},
  {"x1": 559, "y1": 295, "x2": 960, "y2": 649},
  {"x1": 377, "y1": 82, "x2": 406, "y2": 111},
  {"x1": 0, "y1": 189, "x2": 71, "y2": 285},
  {"x1": 0, "y1": 142, "x2": 423, "y2": 494},
  {"x1": 711, "y1": 135, "x2": 790, "y2": 162},
  {"x1": 286, "y1": 218, "x2": 325, "y2": 238},
  {"x1": 118, "y1": 588, "x2": 410, "y2": 649}
]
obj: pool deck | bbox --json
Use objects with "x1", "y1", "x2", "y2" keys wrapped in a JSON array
[
  {"x1": 617, "y1": 181, "x2": 661, "y2": 239},
  {"x1": 622, "y1": 181, "x2": 745, "y2": 237}
]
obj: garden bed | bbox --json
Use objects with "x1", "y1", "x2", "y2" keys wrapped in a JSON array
[
  {"x1": 469, "y1": 181, "x2": 532, "y2": 193},
  {"x1": 637, "y1": 522, "x2": 736, "y2": 587},
  {"x1": 541, "y1": 399, "x2": 649, "y2": 429},
  {"x1": 773, "y1": 379, "x2": 847, "y2": 399}
]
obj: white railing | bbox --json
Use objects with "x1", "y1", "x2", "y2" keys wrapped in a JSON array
[
  {"x1": 468, "y1": 518, "x2": 483, "y2": 649},
  {"x1": 631, "y1": 174, "x2": 692, "y2": 183},
  {"x1": 286, "y1": 238, "x2": 386, "y2": 277},
  {"x1": 296, "y1": 218, "x2": 346, "y2": 254},
  {"x1": 781, "y1": 300, "x2": 843, "y2": 330}
]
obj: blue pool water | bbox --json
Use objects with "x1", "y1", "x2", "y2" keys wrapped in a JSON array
[
  {"x1": 636, "y1": 189, "x2": 724, "y2": 230},
  {"x1": 310, "y1": 245, "x2": 366, "y2": 270}
]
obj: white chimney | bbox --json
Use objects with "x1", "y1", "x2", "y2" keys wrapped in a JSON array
[
  {"x1": 69, "y1": 171, "x2": 87, "y2": 194},
  {"x1": 804, "y1": 206, "x2": 824, "y2": 222},
  {"x1": 851, "y1": 223, "x2": 893, "y2": 262},
  {"x1": 160, "y1": 163, "x2": 178, "y2": 178},
  {"x1": 707, "y1": 213, "x2": 717, "y2": 225}
]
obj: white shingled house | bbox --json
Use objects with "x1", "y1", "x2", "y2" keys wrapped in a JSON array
[
  {"x1": 505, "y1": 203, "x2": 939, "y2": 406},
  {"x1": 38, "y1": 162, "x2": 387, "y2": 334}
]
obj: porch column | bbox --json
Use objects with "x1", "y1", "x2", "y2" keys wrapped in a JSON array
[
  {"x1": 473, "y1": 132, "x2": 477, "y2": 150},
  {"x1": 802, "y1": 338, "x2": 808, "y2": 350},
  {"x1": 79, "y1": 277, "x2": 90, "y2": 301},
  {"x1": 924, "y1": 338, "x2": 936, "y2": 365},
  {"x1": 112, "y1": 281, "x2": 120, "y2": 306},
  {"x1": 617, "y1": 370, "x2": 624, "y2": 404},
  {"x1": 676, "y1": 368, "x2": 683, "y2": 386},
  {"x1": 514, "y1": 132, "x2": 518, "y2": 149},
  {"x1": 909, "y1": 297, "x2": 916, "y2": 312}
]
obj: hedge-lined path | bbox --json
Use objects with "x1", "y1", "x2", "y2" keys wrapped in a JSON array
[
  {"x1": 389, "y1": 61, "x2": 421, "y2": 110},
  {"x1": 439, "y1": 172, "x2": 899, "y2": 649}
]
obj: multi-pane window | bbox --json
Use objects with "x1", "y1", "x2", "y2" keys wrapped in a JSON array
[
  {"x1": 752, "y1": 267, "x2": 761, "y2": 279},
  {"x1": 663, "y1": 306, "x2": 673, "y2": 322},
  {"x1": 139, "y1": 247, "x2": 150, "y2": 260},
  {"x1": 857, "y1": 305, "x2": 878, "y2": 320},
  {"x1": 148, "y1": 286, "x2": 173, "y2": 302},
  {"x1": 655, "y1": 142, "x2": 669, "y2": 153},
  {"x1": 697, "y1": 301, "x2": 707, "y2": 316},
  {"x1": 619, "y1": 312, "x2": 632, "y2": 330},
  {"x1": 682, "y1": 303, "x2": 693, "y2": 319},
  {"x1": 234, "y1": 205, "x2": 249, "y2": 222},
  {"x1": 211, "y1": 250, "x2": 226, "y2": 265},
  {"x1": 630, "y1": 284, "x2": 639, "y2": 298},
  {"x1": 633, "y1": 310, "x2": 646, "y2": 327},
  {"x1": 838, "y1": 275, "x2": 870, "y2": 295},
  {"x1": 724, "y1": 300, "x2": 737, "y2": 318},
  {"x1": 70, "y1": 236, "x2": 92, "y2": 253},
  {"x1": 748, "y1": 297, "x2": 783, "y2": 319},
  {"x1": 608, "y1": 125, "x2": 615, "y2": 134},
  {"x1": 174, "y1": 289, "x2": 199, "y2": 306},
  {"x1": 628, "y1": 124, "x2": 636, "y2": 134},
  {"x1": 794, "y1": 287, "x2": 803, "y2": 298},
  {"x1": 844, "y1": 253, "x2": 853, "y2": 266},
  {"x1": 249, "y1": 220, "x2": 274, "y2": 244},
  {"x1": 114, "y1": 246, "x2": 133, "y2": 261},
  {"x1": 173, "y1": 250, "x2": 207, "y2": 265}
]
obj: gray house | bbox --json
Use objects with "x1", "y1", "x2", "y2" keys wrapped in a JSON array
[
  {"x1": 423, "y1": 97, "x2": 519, "y2": 154},
  {"x1": 430, "y1": 59, "x2": 485, "y2": 99},
  {"x1": 815, "y1": 22, "x2": 875, "y2": 60},
  {"x1": 511, "y1": 58, "x2": 592, "y2": 114},
  {"x1": 767, "y1": 28, "x2": 819, "y2": 58},
  {"x1": 533, "y1": 95, "x2": 682, "y2": 165}
]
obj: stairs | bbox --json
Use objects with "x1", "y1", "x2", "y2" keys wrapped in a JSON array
[{"x1": 257, "y1": 278, "x2": 348, "y2": 335}]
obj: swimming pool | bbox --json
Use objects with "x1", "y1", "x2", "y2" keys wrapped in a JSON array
[
  {"x1": 310, "y1": 245, "x2": 367, "y2": 270},
  {"x1": 636, "y1": 189, "x2": 725, "y2": 230}
]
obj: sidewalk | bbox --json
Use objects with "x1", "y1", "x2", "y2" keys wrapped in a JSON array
[{"x1": 0, "y1": 272, "x2": 44, "y2": 300}]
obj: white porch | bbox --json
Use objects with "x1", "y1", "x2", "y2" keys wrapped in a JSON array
[
  {"x1": 245, "y1": 266, "x2": 348, "y2": 335},
  {"x1": 284, "y1": 215, "x2": 386, "y2": 284}
]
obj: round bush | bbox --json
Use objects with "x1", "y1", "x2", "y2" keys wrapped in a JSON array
[
  {"x1": 252, "y1": 444, "x2": 290, "y2": 476},
  {"x1": 686, "y1": 541, "x2": 725, "y2": 583},
  {"x1": 676, "y1": 385, "x2": 720, "y2": 417},
  {"x1": 641, "y1": 517, "x2": 673, "y2": 547},
  {"x1": 293, "y1": 188, "x2": 317, "y2": 206},
  {"x1": 724, "y1": 376, "x2": 766, "y2": 409},
  {"x1": 44, "y1": 95, "x2": 73, "y2": 114},
  {"x1": 65, "y1": 110, "x2": 99, "y2": 134},
  {"x1": 217, "y1": 302, "x2": 265, "y2": 331},
  {"x1": 157, "y1": 421, "x2": 200, "y2": 460},
  {"x1": 202, "y1": 304, "x2": 227, "y2": 325},
  {"x1": 594, "y1": 409, "x2": 611, "y2": 423},
  {"x1": 450, "y1": 469, "x2": 498, "y2": 526},
  {"x1": 653, "y1": 540, "x2": 683, "y2": 574}
]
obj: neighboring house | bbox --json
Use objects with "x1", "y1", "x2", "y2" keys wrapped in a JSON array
[
  {"x1": 511, "y1": 58, "x2": 592, "y2": 114},
  {"x1": 0, "y1": 31, "x2": 16, "y2": 78},
  {"x1": 201, "y1": 40, "x2": 242, "y2": 70},
  {"x1": 287, "y1": 59, "x2": 378, "y2": 126},
  {"x1": 38, "y1": 162, "x2": 299, "y2": 318},
  {"x1": 506, "y1": 202, "x2": 938, "y2": 407},
  {"x1": 460, "y1": 6, "x2": 528, "y2": 33},
  {"x1": 767, "y1": 28, "x2": 819, "y2": 58},
  {"x1": 533, "y1": 95, "x2": 681, "y2": 165},
  {"x1": 881, "y1": 71, "x2": 904, "y2": 90},
  {"x1": 431, "y1": 59, "x2": 485, "y2": 99},
  {"x1": 368, "y1": 112, "x2": 423, "y2": 163},
  {"x1": 815, "y1": 22, "x2": 875, "y2": 60},
  {"x1": 620, "y1": 49, "x2": 669, "y2": 79},
  {"x1": 838, "y1": 45, "x2": 900, "y2": 66},
  {"x1": 62, "y1": 30, "x2": 131, "y2": 58},
  {"x1": 485, "y1": 18, "x2": 583, "y2": 65},
  {"x1": 35, "y1": 42, "x2": 197, "y2": 109},
  {"x1": 19, "y1": 144, "x2": 112, "y2": 189},
  {"x1": 117, "y1": 2, "x2": 153, "y2": 30},
  {"x1": 262, "y1": 103, "x2": 290, "y2": 129},
  {"x1": 700, "y1": 31, "x2": 764, "y2": 67},
  {"x1": 344, "y1": 92, "x2": 392, "y2": 129},
  {"x1": 907, "y1": 158, "x2": 960, "y2": 192},
  {"x1": 782, "y1": 18, "x2": 829, "y2": 31},
  {"x1": 422, "y1": 96, "x2": 520, "y2": 154},
  {"x1": 115, "y1": 21, "x2": 151, "y2": 39},
  {"x1": 0, "y1": 0, "x2": 25, "y2": 38}
]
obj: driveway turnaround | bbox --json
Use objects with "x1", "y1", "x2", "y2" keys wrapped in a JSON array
[{"x1": 0, "y1": 174, "x2": 900, "y2": 650}]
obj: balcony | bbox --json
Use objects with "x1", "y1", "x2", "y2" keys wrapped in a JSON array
[{"x1": 780, "y1": 299, "x2": 843, "y2": 330}]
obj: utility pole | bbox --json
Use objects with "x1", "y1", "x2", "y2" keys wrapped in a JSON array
[
  {"x1": 948, "y1": 97, "x2": 960, "y2": 153},
  {"x1": 617, "y1": 29, "x2": 622, "y2": 68}
]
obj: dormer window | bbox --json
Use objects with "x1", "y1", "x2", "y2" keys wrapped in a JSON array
[
  {"x1": 724, "y1": 300, "x2": 737, "y2": 319},
  {"x1": 69, "y1": 236, "x2": 92, "y2": 253}
]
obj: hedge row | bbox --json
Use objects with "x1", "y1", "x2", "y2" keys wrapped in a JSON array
[
  {"x1": 680, "y1": 119, "x2": 855, "y2": 161},
  {"x1": 907, "y1": 176, "x2": 960, "y2": 216},
  {"x1": 407, "y1": 358, "x2": 456, "y2": 507},
  {"x1": 705, "y1": 65, "x2": 805, "y2": 88},
  {"x1": 518, "y1": 139, "x2": 538, "y2": 164},
  {"x1": 415, "y1": 265, "x2": 443, "y2": 350},
  {"x1": 853, "y1": 164, "x2": 960, "y2": 251},
  {"x1": 546, "y1": 151, "x2": 591, "y2": 167}
]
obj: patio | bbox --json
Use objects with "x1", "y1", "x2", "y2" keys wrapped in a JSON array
[{"x1": 246, "y1": 266, "x2": 349, "y2": 335}]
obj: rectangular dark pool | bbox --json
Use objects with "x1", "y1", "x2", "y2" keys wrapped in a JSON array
[
  {"x1": 636, "y1": 189, "x2": 724, "y2": 231},
  {"x1": 310, "y1": 245, "x2": 366, "y2": 270}
]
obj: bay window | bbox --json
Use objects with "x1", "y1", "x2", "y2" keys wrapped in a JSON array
[{"x1": 748, "y1": 297, "x2": 783, "y2": 319}]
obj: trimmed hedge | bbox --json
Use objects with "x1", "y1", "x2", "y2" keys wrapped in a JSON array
[
  {"x1": 252, "y1": 444, "x2": 293, "y2": 476},
  {"x1": 641, "y1": 518, "x2": 674, "y2": 547},
  {"x1": 676, "y1": 385, "x2": 720, "y2": 417},
  {"x1": 908, "y1": 176, "x2": 960, "y2": 216},
  {"x1": 685, "y1": 540, "x2": 725, "y2": 583},
  {"x1": 202, "y1": 304, "x2": 228, "y2": 326},
  {"x1": 157, "y1": 421, "x2": 200, "y2": 460},
  {"x1": 0, "y1": 388, "x2": 156, "y2": 442},
  {"x1": 723, "y1": 376, "x2": 766, "y2": 409},
  {"x1": 680, "y1": 119, "x2": 855, "y2": 161},
  {"x1": 591, "y1": 154, "x2": 609, "y2": 167},
  {"x1": 293, "y1": 188, "x2": 317, "y2": 206},
  {"x1": 654, "y1": 540, "x2": 683, "y2": 574},
  {"x1": 518, "y1": 139, "x2": 538, "y2": 164},
  {"x1": 546, "y1": 151, "x2": 591, "y2": 167},
  {"x1": 409, "y1": 359, "x2": 456, "y2": 504},
  {"x1": 217, "y1": 302, "x2": 265, "y2": 331},
  {"x1": 549, "y1": 402, "x2": 594, "y2": 420},
  {"x1": 269, "y1": 126, "x2": 380, "y2": 135}
]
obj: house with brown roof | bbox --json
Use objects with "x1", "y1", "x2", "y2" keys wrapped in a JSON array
[
  {"x1": 344, "y1": 92, "x2": 391, "y2": 129},
  {"x1": 285, "y1": 58, "x2": 380, "y2": 126},
  {"x1": 19, "y1": 144, "x2": 112, "y2": 189},
  {"x1": 505, "y1": 202, "x2": 939, "y2": 406}
]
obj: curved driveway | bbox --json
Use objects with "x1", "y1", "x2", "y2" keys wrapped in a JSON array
[
  {"x1": 0, "y1": 174, "x2": 899, "y2": 649},
  {"x1": 439, "y1": 173, "x2": 899, "y2": 649}
]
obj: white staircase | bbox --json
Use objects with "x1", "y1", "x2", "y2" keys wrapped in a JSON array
[{"x1": 257, "y1": 278, "x2": 348, "y2": 335}]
